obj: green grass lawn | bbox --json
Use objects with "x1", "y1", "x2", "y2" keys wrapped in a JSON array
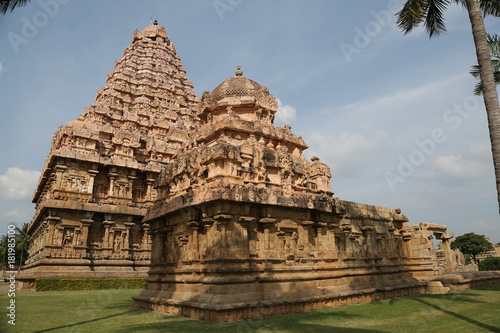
[{"x1": 1, "y1": 286, "x2": 499, "y2": 333}]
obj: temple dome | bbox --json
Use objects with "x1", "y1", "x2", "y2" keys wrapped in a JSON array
[
  {"x1": 207, "y1": 66, "x2": 278, "y2": 111},
  {"x1": 140, "y1": 24, "x2": 167, "y2": 38},
  {"x1": 133, "y1": 22, "x2": 168, "y2": 43}
]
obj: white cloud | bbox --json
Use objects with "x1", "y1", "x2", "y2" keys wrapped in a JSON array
[
  {"x1": 275, "y1": 98, "x2": 297, "y2": 125},
  {"x1": 341, "y1": 74, "x2": 466, "y2": 116},
  {"x1": 467, "y1": 141, "x2": 491, "y2": 158},
  {"x1": 308, "y1": 130, "x2": 389, "y2": 177},
  {"x1": 0, "y1": 167, "x2": 40, "y2": 200},
  {"x1": 4, "y1": 210, "x2": 28, "y2": 221},
  {"x1": 434, "y1": 154, "x2": 488, "y2": 179},
  {"x1": 0, "y1": 62, "x2": 4, "y2": 75}
]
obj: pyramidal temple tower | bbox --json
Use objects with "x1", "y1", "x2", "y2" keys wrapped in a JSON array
[{"x1": 21, "y1": 22, "x2": 200, "y2": 282}]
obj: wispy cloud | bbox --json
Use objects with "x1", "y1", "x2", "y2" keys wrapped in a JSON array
[
  {"x1": 0, "y1": 62, "x2": 4, "y2": 75},
  {"x1": 308, "y1": 130, "x2": 389, "y2": 178},
  {"x1": 275, "y1": 98, "x2": 297, "y2": 125},
  {"x1": 0, "y1": 167, "x2": 40, "y2": 200},
  {"x1": 341, "y1": 74, "x2": 467, "y2": 116},
  {"x1": 434, "y1": 154, "x2": 488, "y2": 179}
]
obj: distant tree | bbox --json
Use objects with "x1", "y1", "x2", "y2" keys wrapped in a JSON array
[
  {"x1": 471, "y1": 33, "x2": 500, "y2": 94},
  {"x1": 15, "y1": 223, "x2": 30, "y2": 269},
  {"x1": 451, "y1": 232, "x2": 494, "y2": 263},
  {"x1": 0, "y1": 235, "x2": 8, "y2": 270},
  {"x1": 0, "y1": 0, "x2": 30, "y2": 14},
  {"x1": 478, "y1": 256, "x2": 500, "y2": 270}
]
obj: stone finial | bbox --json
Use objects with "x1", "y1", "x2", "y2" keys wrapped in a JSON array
[{"x1": 235, "y1": 65, "x2": 243, "y2": 77}]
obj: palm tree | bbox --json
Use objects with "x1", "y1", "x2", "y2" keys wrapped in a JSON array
[
  {"x1": 15, "y1": 223, "x2": 30, "y2": 270},
  {"x1": 0, "y1": 234, "x2": 8, "y2": 272},
  {"x1": 397, "y1": 0, "x2": 500, "y2": 213},
  {"x1": 471, "y1": 33, "x2": 500, "y2": 94},
  {"x1": 0, "y1": 0, "x2": 30, "y2": 14}
]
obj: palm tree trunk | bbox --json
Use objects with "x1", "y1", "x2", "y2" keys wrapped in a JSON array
[{"x1": 464, "y1": 0, "x2": 500, "y2": 213}]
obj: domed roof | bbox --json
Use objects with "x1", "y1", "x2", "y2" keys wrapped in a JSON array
[
  {"x1": 140, "y1": 24, "x2": 167, "y2": 38},
  {"x1": 211, "y1": 67, "x2": 264, "y2": 99},
  {"x1": 133, "y1": 22, "x2": 168, "y2": 42},
  {"x1": 208, "y1": 66, "x2": 278, "y2": 111}
]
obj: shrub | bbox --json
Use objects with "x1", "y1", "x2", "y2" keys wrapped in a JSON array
[
  {"x1": 478, "y1": 256, "x2": 500, "y2": 271},
  {"x1": 36, "y1": 278, "x2": 146, "y2": 291}
]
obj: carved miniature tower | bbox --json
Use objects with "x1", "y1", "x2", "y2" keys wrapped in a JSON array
[
  {"x1": 20, "y1": 23, "x2": 200, "y2": 283},
  {"x1": 133, "y1": 67, "x2": 419, "y2": 322}
]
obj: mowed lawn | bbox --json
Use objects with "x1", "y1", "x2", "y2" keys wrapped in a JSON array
[{"x1": 1, "y1": 286, "x2": 499, "y2": 333}]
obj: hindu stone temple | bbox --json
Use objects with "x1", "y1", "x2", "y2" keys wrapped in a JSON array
[{"x1": 19, "y1": 23, "x2": 500, "y2": 321}]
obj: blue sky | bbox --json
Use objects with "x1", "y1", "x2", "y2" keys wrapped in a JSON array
[{"x1": 0, "y1": 0, "x2": 499, "y2": 243}]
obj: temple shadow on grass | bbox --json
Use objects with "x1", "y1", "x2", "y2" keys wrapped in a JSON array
[
  {"x1": 411, "y1": 298, "x2": 499, "y2": 333},
  {"x1": 113, "y1": 310, "x2": 386, "y2": 333},
  {"x1": 32, "y1": 311, "x2": 130, "y2": 333},
  {"x1": 385, "y1": 292, "x2": 486, "y2": 306}
]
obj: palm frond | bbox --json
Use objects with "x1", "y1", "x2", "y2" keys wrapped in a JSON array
[
  {"x1": 470, "y1": 64, "x2": 481, "y2": 79},
  {"x1": 473, "y1": 80, "x2": 485, "y2": 95},
  {"x1": 471, "y1": 33, "x2": 500, "y2": 95},
  {"x1": 478, "y1": 0, "x2": 500, "y2": 17},
  {"x1": 451, "y1": 0, "x2": 500, "y2": 17},
  {"x1": 396, "y1": 0, "x2": 429, "y2": 35},
  {"x1": 424, "y1": 0, "x2": 451, "y2": 38},
  {"x1": 0, "y1": 0, "x2": 30, "y2": 14},
  {"x1": 486, "y1": 33, "x2": 500, "y2": 58}
]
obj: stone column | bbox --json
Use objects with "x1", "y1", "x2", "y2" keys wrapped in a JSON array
[
  {"x1": 103, "y1": 219, "x2": 114, "y2": 248},
  {"x1": 124, "y1": 222, "x2": 135, "y2": 250},
  {"x1": 440, "y1": 233, "x2": 455, "y2": 273},
  {"x1": 239, "y1": 216, "x2": 256, "y2": 258},
  {"x1": 54, "y1": 163, "x2": 68, "y2": 189},
  {"x1": 108, "y1": 171, "x2": 118, "y2": 196},
  {"x1": 80, "y1": 218, "x2": 93, "y2": 247},
  {"x1": 127, "y1": 172, "x2": 137, "y2": 199},
  {"x1": 201, "y1": 218, "x2": 215, "y2": 257},
  {"x1": 47, "y1": 216, "x2": 61, "y2": 246},
  {"x1": 88, "y1": 169, "x2": 99, "y2": 194},
  {"x1": 214, "y1": 214, "x2": 232, "y2": 249},
  {"x1": 259, "y1": 218, "x2": 276, "y2": 257},
  {"x1": 186, "y1": 221, "x2": 200, "y2": 260},
  {"x1": 401, "y1": 231, "x2": 413, "y2": 258},
  {"x1": 361, "y1": 225, "x2": 375, "y2": 257},
  {"x1": 145, "y1": 175, "x2": 155, "y2": 201},
  {"x1": 141, "y1": 223, "x2": 150, "y2": 250}
]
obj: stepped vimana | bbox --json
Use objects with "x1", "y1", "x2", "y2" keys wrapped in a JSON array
[{"x1": 19, "y1": 23, "x2": 500, "y2": 322}]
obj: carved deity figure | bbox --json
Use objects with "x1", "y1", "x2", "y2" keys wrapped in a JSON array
[{"x1": 63, "y1": 229, "x2": 74, "y2": 248}]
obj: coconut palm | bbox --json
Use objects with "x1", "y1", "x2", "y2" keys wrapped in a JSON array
[
  {"x1": 471, "y1": 33, "x2": 500, "y2": 94},
  {"x1": 15, "y1": 223, "x2": 30, "y2": 269},
  {"x1": 0, "y1": 234, "x2": 8, "y2": 271},
  {"x1": 0, "y1": 0, "x2": 30, "y2": 14},
  {"x1": 397, "y1": 0, "x2": 500, "y2": 213}
]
